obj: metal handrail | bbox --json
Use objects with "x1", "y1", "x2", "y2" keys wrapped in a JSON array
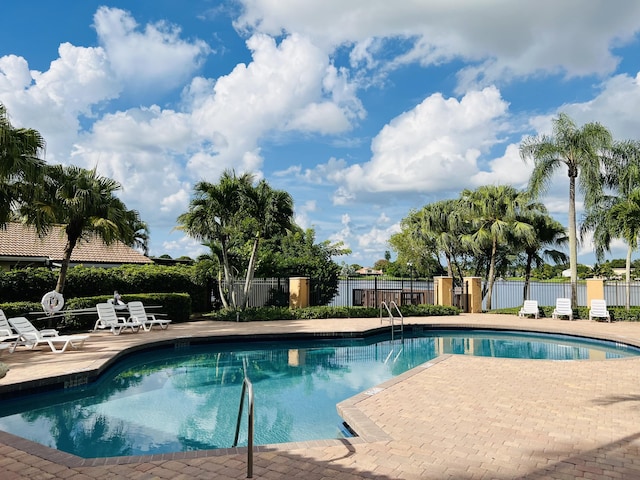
[
  {"x1": 233, "y1": 370, "x2": 254, "y2": 478},
  {"x1": 380, "y1": 301, "x2": 404, "y2": 333}
]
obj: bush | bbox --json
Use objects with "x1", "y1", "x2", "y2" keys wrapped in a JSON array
[{"x1": 205, "y1": 304, "x2": 460, "y2": 322}]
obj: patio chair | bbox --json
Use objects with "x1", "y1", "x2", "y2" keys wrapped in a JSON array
[
  {"x1": 94, "y1": 303, "x2": 142, "y2": 335},
  {"x1": 518, "y1": 300, "x2": 539, "y2": 319},
  {"x1": 0, "y1": 309, "x2": 20, "y2": 342},
  {"x1": 127, "y1": 301, "x2": 172, "y2": 331},
  {"x1": 589, "y1": 299, "x2": 611, "y2": 322},
  {"x1": 552, "y1": 298, "x2": 573, "y2": 321},
  {"x1": 8, "y1": 316, "x2": 88, "y2": 354}
]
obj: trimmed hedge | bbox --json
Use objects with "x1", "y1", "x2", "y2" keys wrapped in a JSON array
[{"x1": 207, "y1": 304, "x2": 461, "y2": 322}]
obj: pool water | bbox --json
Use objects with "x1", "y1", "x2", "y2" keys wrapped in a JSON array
[{"x1": 0, "y1": 329, "x2": 638, "y2": 458}]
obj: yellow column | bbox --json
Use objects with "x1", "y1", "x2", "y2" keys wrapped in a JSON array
[
  {"x1": 464, "y1": 277, "x2": 483, "y2": 313},
  {"x1": 586, "y1": 278, "x2": 605, "y2": 307},
  {"x1": 289, "y1": 277, "x2": 310, "y2": 309},
  {"x1": 434, "y1": 276, "x2": 453, "y2": 306}
]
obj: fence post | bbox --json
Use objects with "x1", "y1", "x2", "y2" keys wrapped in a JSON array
[
  {"x1": 434, "y1": 277, "x2": 453, "y2": 306},
  {"x1": 586, "y1": 278, "x2": 605, "y2": 308},
  {"x1": 464, "y1": 277, "x2": 483, "y2": 313},
  {"x1": 289, "y1": 277, "x2": 310, "y2": 309}
]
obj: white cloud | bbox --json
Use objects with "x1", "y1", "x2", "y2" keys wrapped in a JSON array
[
  {"x1": 93, "y1": 6, "x2": 210, "y2": 93},
  {"x1": 183, "y1": 33, "x2": 363, "y2": 170},
  {"x1": 470, "y1": 143, "x2": 531, "y2": 188},
  {"x1": 324, "y1": 86, "x2": 509, "y2": 201},
  {"x1": 236, "y1": 0, "x2": 640, "y2": 91}
]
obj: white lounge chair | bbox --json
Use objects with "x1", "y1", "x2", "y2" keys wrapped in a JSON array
[
  {"x1": 8, "y1": 316, "x2": 88, "y2": 354},
  {"x1": 94, "y1": 303, "x2": 141, "y2": 335},
  {"x1": 0, "y1": 309, "x2": 21, "y2": 343},
  {"x1": 127, "y1": 301, "x2": 172, "y2": 331},
  {"x1": 552, "y1": 298, "x2": 573, "y2": 320},
  {"x1": 589, "y1": 299, "x2": 611, "y2": 322},
  {"x1": 518, "y1": 300, "x2": 539, "y2": 319}
]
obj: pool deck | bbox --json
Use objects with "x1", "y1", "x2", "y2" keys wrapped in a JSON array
[{"x1": 2, "y1": 313, "x2": 640, "y2": 479}]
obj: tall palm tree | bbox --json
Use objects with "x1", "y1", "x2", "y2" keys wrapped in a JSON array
[
  {"x1": 18, "y1": 164, "x2": 140, "y2": 293},
  {"x1": 582, "y1": 140, "x2": 640, "y2": 309},
  {"x1": 0, "y1": 103, "x2": 46, "y2": 226},
  {"x1": 520, "y1": 112, "x2": 612, "y2": 307},
  {"x1": 240, "y1": 180, "x2": 294, "y2": 308},
  {"x1": 460, "y1": 185, "x2": 535, "y2": 310}
]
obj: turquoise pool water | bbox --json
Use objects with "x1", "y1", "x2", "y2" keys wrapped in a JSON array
[{"x1": 0, "y1": 329, "x2": 638, "y2": 458}]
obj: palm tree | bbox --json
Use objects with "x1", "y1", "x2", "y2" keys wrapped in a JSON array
[
  {"x1": 240, "y1": 180, "x2": 294, "y2": 308},
  {"x1": 415, "y1": 199, "x2": 467, "y2": 284},
  {"x1": 582, "y1": 140, "x2": 640, "y2": 309},
  {"x1": 520, "y1": 112, "x2": 612, "y2": 307},
  {"x1": 177, "y1": 170, "x2": 253, "y2": 309},
  {"x1": 177, "y1": 170, "x2": 293, "y2": 310},
  {"x1": 0, "y1": 103, "x2": 46, "y2": 226},
  {"x1": 519, "y1": 208, "x2": 568, "y2": 302},
  {"x1": 18, "y1": 164, "x2": 140, "y2": 294},
  {"x1": 459, "y1": 185, "x2": 535, "y2": 310}
]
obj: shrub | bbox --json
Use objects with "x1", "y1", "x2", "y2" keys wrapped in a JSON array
[{"x1": 205, "y1": 304, "x2": 460, "y2": 322}]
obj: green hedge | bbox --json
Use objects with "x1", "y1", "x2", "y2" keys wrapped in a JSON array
[
  {"x1": 0, "y1": 264, "x2": 209, "y2": 312},
  {"x1": 207, "y1": 304, "x2": 461, "y2": 322},
  {"x1": 1, "y1": 293, "x2": 192, "y2": 333}
]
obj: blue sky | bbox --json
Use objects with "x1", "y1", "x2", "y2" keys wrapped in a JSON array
[{"x1": 3, "y1": 1, "x2": 640, "y2": 268}]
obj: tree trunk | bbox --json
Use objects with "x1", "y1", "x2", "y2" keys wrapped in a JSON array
[
  {"x1": 523, "y1": 252, "x2": 533, "y2": 303},
  {"x1": 242, "y1": 236, "x2": 260, "y2": 309},
  {"x1": 55, "y1": 237, "x2": 77, "y2": 294},
  {"x1": 626, "y1": 244, "x2": 632, "y2": 310},
  {"x1": 485, "y1": 238, "x2": 498, "y2": 310},
  {"x1": 568, "y1": 174, "x2": 578, "y2": 308}
]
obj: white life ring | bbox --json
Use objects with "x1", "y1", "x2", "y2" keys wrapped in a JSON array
[{"x1": 41, "y1": 291, "x2": 64, "y2": 314}]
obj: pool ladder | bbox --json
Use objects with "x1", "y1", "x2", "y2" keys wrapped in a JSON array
[
  {"x1": 380, "y1": 301, "x2": 404, "y2": 336},
  {"x1": 233, "y1": 364, "x2": 254, "y2": 478}
]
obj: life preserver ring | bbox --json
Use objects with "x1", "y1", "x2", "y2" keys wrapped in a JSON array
[{"x1": 41, "y1": 291, "x2": 64, "y2": 314}]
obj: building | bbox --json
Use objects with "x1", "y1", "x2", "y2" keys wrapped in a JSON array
[
  {"x1": 0, "y1": 223, "x2": 153, "y2": 271},
  {"x1": 355, "y1": 267, "x2": 383, "y2": 276}
]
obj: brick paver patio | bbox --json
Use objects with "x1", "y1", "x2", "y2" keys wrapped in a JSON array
[{"x1": 2, "y1": 313, "x2": 640, "y2": 479}]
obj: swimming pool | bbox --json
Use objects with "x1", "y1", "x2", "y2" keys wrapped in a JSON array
[{"x1": 0, "y1": 328, "x2": 638, "y2": 458}]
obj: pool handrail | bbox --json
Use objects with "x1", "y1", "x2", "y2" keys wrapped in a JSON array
[{"x1": 233, "y1": 365, "x2": 254, "y2": 478}]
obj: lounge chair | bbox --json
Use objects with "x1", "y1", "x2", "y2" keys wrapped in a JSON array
[
  {"x1": 552, "y1": 298, "x2": 573, "y2": 320},
  {"x1": 589, "y1": 299, "x2": 611, "y2": 322},
  {"x1": 94, "y1": 303, "x2": 141, "y2": 335},
  {"x1": 0, "y1": 309, "x2": 21, "y2": 343},
  {"x1": 127, "y1": 301, "x2": 172, "y2": 331},
  {"x1": 518, "y1": 300, "x2": 539, "y2": 319},
  {"x1": 8, "y1": 316, "x2": 88, "y2": 354}
]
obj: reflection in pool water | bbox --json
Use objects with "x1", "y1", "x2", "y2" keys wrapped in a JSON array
[{"x1": 0, "y1": 329, "x2": 638, "y2": 458}]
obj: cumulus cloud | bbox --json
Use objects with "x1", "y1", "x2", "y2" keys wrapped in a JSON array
[
  {"x1": 182, "y1": 33, "x2": 363, "y2": 171},
  {"x1": 236, "y1": 0, "x2": 640, "y2": 92},
  {"x1": 93, "y1": 6, "x2": 210, "y2": 93},
  {"x1": 317, "y1": 86, "x2": 509, "y2": 202}
]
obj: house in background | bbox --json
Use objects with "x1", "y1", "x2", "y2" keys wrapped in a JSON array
[
  {"x1": 356, "y1": 267, "x2": 383, "y2": 276},
  {"x1": 0, "y1": 223, "x2": 152, "y2": 271}
]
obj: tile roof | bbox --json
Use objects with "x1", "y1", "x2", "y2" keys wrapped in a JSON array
[{"x1": 0, "y1": 223, "x2": 152, "y2": 264}]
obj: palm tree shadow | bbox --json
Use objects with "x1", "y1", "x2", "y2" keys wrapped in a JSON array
[
  {"x1": 512, "y1": 432, "x2": 640, "y2": 480},
  {"x1": 592, "y1": 394, "x2": 640, "y2": 407}
]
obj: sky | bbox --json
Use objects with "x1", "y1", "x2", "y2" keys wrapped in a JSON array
[{"x1": 3, "y1": 1, "x2": 640, "y2": 268}]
